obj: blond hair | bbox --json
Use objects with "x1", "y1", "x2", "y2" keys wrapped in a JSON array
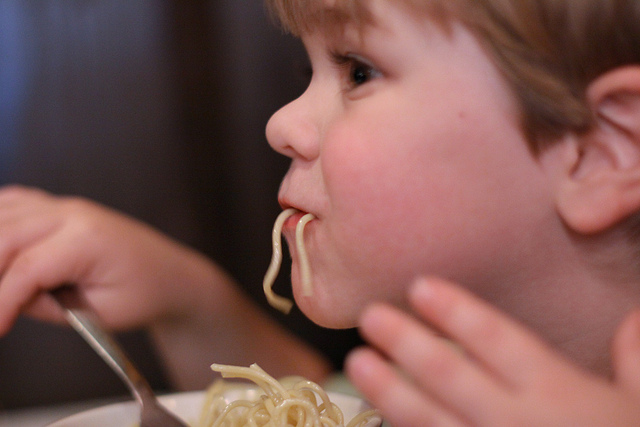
[{"x1": 265, "y1": 0, "x2": 640, "y2": 151}]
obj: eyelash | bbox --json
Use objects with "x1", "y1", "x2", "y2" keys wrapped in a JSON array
[
  {"x1": 294, "y1": 52, "x2": 381, "y2": 93},
  {"x1": 331, "y1": 52, "x2": 381, "y2": 88}
]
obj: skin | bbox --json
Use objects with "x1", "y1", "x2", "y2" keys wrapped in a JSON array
[
  {"x1": 0, "y1": 186, "x2": 332, "y2": 390},
  {"x1": 268, "y1": 0, "x2": 640, "y2": 424},
  {"x1": 266, "y1": 0, "x2": 633, "y2": 365},
  {"x1": 268, "y1": 4, "x2": 556, "y2": 329},
  {"x1": 345, "y1": 278, "x2": 640, "y2": 426},
  {"x1": 0, "y1": 0, "x2": 639, "y2": 424}
]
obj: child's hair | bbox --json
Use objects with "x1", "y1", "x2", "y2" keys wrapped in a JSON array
[{"x1": 265, "y1": 0, "x2": 640, "y2": 152}]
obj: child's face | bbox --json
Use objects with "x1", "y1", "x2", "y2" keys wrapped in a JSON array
[{"x1": 267, "y1": 0, "x2": 556, "y2": 329}]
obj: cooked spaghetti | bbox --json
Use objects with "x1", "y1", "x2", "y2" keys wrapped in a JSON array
[
  {"x1": 263, "y1": 209, "x2": 315, "y2": 313},
  {"x1": 196, "y1": 363, "x2": 379, "y2": 427},
  {"x1": 295, "y1": 212, "x2": 315, "y2": 297}
]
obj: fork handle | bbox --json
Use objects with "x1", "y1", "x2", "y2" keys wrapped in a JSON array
[{"x1": 50, "y1": 286, "x2": 154, "y2": 406}]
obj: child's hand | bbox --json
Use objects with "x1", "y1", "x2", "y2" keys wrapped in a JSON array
[
  {"x1": 0, "y1": 185, "x2": 216, "y2": 335},
  {"x1": 0, "y1": 185, "x2": 333, "y2": 390},
  {"x1": 345, "y1": 277, "x2": 640, "y2": 426}
]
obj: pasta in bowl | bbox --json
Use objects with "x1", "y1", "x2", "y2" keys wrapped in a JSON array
[{"x1": 48, "y1": 364, "x2": 381, "y2": 427}]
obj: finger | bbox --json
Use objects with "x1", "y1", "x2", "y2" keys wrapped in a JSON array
[
  {"x1": 408, "y1": 278, "x2": 565, "y2": 388},
  {"x1": 345, "y1": 346, "x2": 465, "y2": 427},
  {"x1": 612, "y1": 309, "x2": 640, "y2": 396},
  {"x1": 0, "y1": 186, "x2": 56, "y2": 218},
  {"x1": 0, "y1": 189, "x2": 65, "y2": 271},
  {"x1": 0, "y1": 231, "x2": 88, "y2": 334},
  {"x1": 0, "y1": 216, "x2": 62, "y2": 276},
  {"x1": 357, "y1": 302, "x2": 510, "y2": 425},
  {"x1": 0, "y1": 185, "x2": 51, "y2": 205}
]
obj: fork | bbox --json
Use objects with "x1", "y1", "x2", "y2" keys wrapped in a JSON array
[{"x1": 51, "y1": 286, "x2": 188, "y2": 427}]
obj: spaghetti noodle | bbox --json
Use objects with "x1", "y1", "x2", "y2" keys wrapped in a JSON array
[
  {"x1": 263, "y1": 209, "x2": 315, "y2": 313},
  {"x1": 196, "y1": 363, "x2": 379, "y2": 427}
]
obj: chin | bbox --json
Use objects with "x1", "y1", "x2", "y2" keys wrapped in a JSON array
[{"x1": 294, "y1": 294, "x2": 358, "y2": 330}]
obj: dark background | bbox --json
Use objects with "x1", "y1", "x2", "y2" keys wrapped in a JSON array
[{"x1": 0, "y1": 0, "x2": 361, "y2": 409}]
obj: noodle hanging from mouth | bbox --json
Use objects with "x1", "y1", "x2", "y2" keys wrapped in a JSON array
[
  {"x1": 263, "y1": 208, "x2": 315, "y2": 313},
  {"x1": 295, "y1": 212, "x2": 315, "y2": 297}
]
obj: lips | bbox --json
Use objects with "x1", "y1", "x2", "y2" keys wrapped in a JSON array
[
  {"x1": 278, "y1": 195, "x2": 313, "y2": 231},
  {"x1": 282, "y1": 209, "x2": 307, "y2": 233}
]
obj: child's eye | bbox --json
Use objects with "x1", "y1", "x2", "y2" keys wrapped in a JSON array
[
  {"x1": 332, "y1": 53, "x2": 381, "y2": 88},
  {"x1": 350, "y1": 61, "x2": 375, "y2": 85}
]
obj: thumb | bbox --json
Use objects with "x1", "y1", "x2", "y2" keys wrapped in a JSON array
[{"x1": 612, "y1": 309, "x2": 640, "y2": 396}]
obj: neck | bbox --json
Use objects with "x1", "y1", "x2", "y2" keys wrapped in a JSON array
[{"x1": 513, "y1": 257, "x2": 640, "y2": 377}]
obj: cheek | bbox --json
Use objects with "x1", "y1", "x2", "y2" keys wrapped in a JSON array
[
  {"x1": 317, "y1": 97, "x2": 544, "y2": 285},
  {"x1": 320, "y1": 122, "x2": 436, "y2": 269},
  {"x1": 323, "y1": 125, "x2": 394, "y2": 229},
  {"x1": 320, "y1": 87, "x2": 467, "y2": 235}
]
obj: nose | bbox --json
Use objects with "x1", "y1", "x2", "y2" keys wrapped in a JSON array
[{"x1": 266, "y1": 89, "x2": 320, "y2": 161}]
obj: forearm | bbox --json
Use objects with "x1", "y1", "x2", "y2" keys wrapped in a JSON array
[
  {"x1": 0, "y1": 183, "x2": 332, "y2": 391},
  {"x1": 148, "y1": 255, "x2": 332, "y2": 391}
]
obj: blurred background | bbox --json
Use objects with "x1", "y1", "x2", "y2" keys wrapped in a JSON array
[{"x1": 0, "y1": 0, "x2": 361, "y2": 410}]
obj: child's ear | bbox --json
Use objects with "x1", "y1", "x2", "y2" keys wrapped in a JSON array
[{"x1": 553, "y1": 66, "x2": 640, "y2": 234}]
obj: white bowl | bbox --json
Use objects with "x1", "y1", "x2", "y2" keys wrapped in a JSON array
[{"x1": 47, "y1": 388, "x2": 381, "y2": 426}]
